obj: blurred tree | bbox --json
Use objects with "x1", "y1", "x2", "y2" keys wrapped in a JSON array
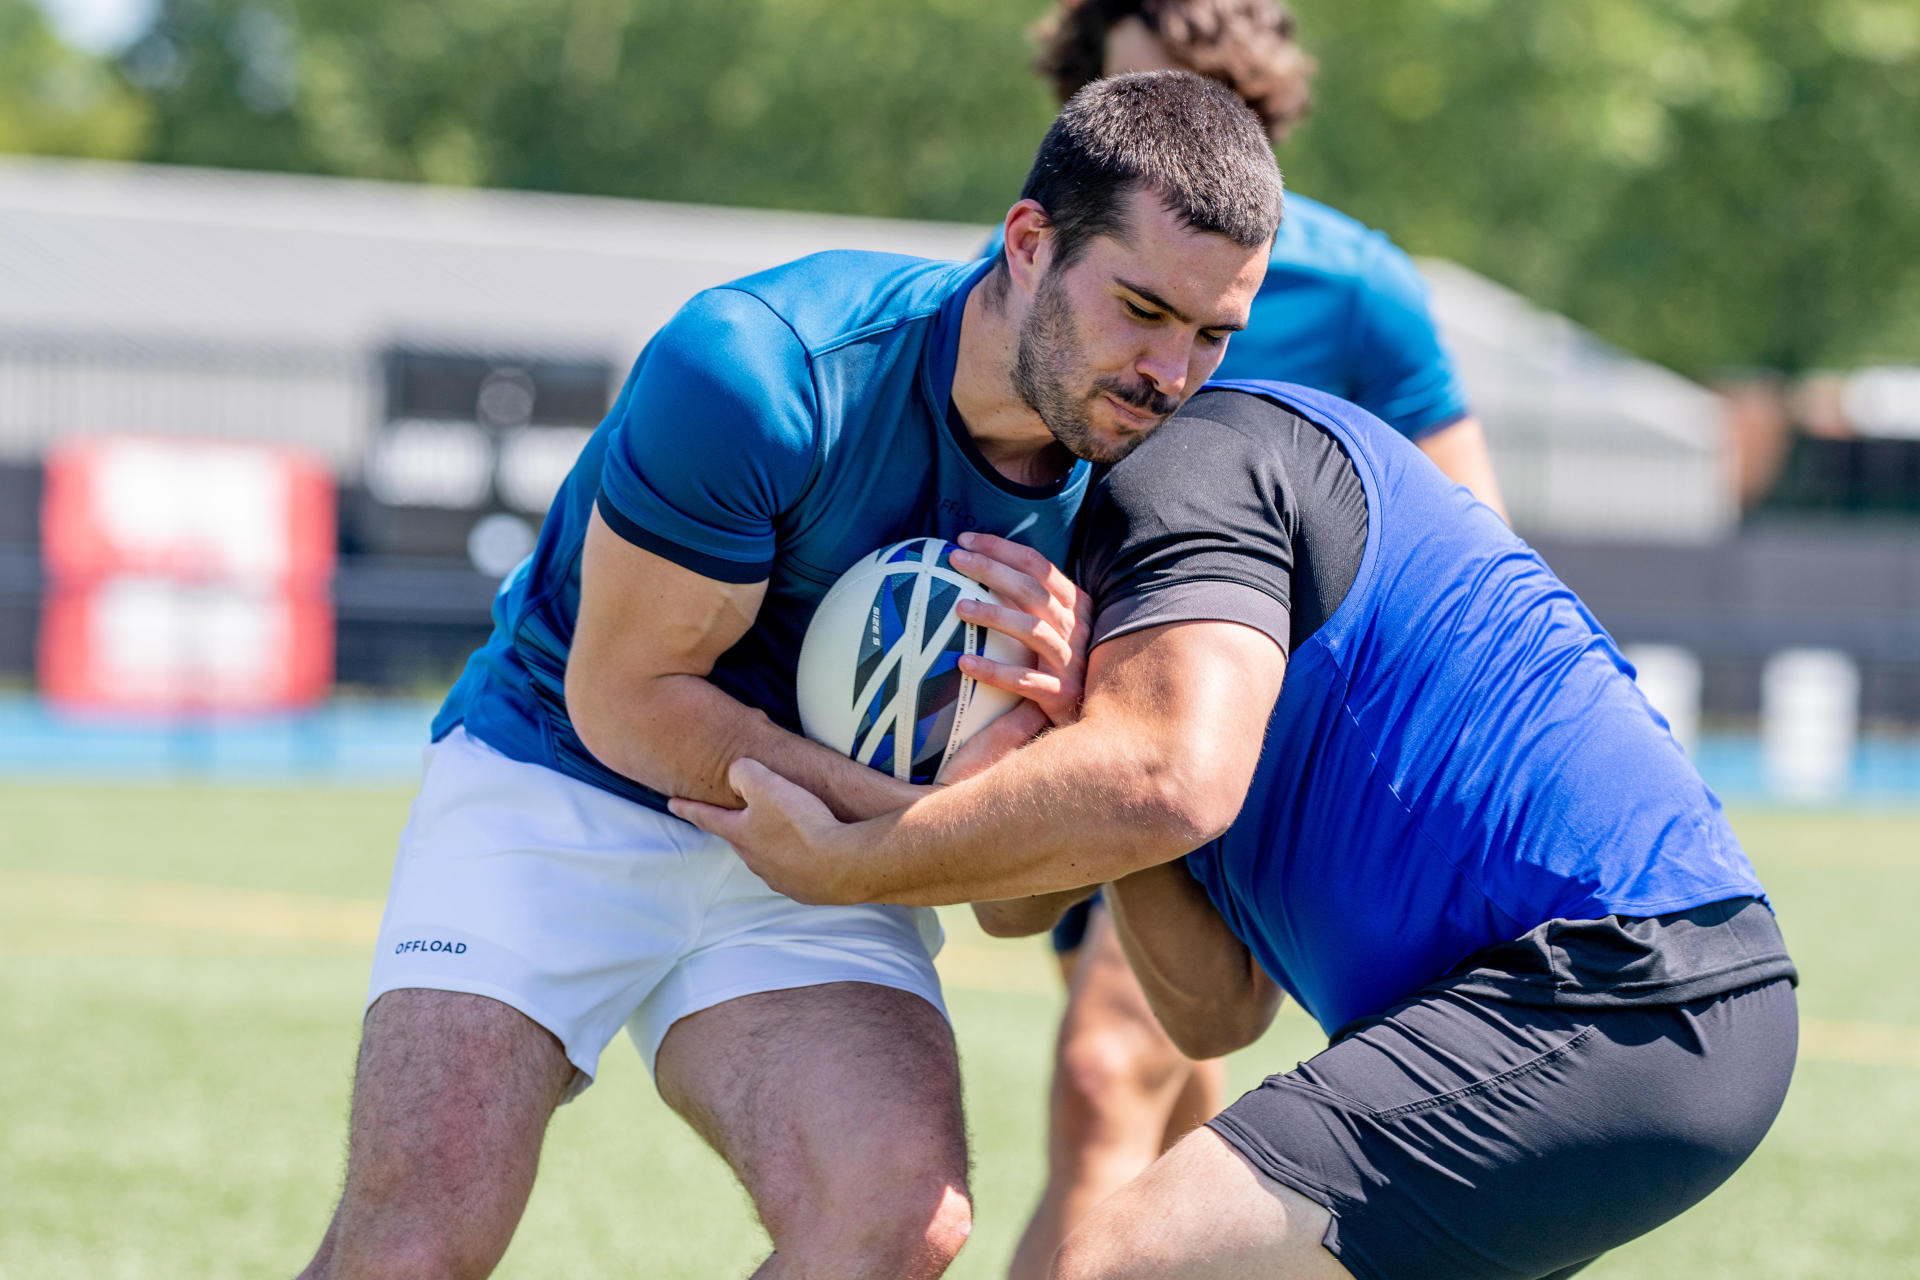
[
  {"x1": 1280, "y1": 0, "x2": 1920, "y2": 374},
  {"x1": 0, "y1": 0, "x2": 149, "y2": 158},
  {"x1": 100, "y1": 0, "x2": 1920, "y2": 376},
  {"x1": 120, "y1": 0, "x2": 1057, "y2": 219}
]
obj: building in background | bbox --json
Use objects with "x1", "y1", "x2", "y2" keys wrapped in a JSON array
[
  {"x1": 2, "y1": 156, "x2": 1916, "y2": 771},
  {"x1": 0, "y1": 156, "x2": 984, "y2": 687}
]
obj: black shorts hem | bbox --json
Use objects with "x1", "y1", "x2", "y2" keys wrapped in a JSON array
[{"x1": 1205, "y1": 1114, "x2": 1371, "y2": 1280}]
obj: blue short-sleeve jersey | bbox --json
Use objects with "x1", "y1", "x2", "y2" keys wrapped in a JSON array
[
  {"x1": 982, "y1": 192, "x2": 1468, "y2": 439},
  {"x1": 1174, "y1": 381, "x2": 1764, "y2": 1035},
  {"x1": 594, "y1": 286, "x2": 819, "y2": 581},
  {"x1": 434, "y1": 251, "x2": 1091, "y2": 810}
]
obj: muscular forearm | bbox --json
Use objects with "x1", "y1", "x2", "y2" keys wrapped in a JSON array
[
  {"x1": 814, "y1": 624, "x2": 1277, "y2": 906},
  {"x1": 673, "y1": 622, "x2": 1284, "y2": 916},
  {"x1": 574, "y1": 671, "x2": 921, "y2": 822},
  {"x1": 1104, "y1": 861, "x2": 1281, "y2": 1059},
  {"x1": 825, "y1": 712, "x2": 1223, "y2": 906}
]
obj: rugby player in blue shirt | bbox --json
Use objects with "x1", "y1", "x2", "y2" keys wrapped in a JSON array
[
  {"x1": 297, "y1": 75, "x2": 1281, "y2": 1280},
  {"x1": 679, "y1": 381, "x2": 1798, "y2": 1280},
  {"x1": 999, "y1": 4, "x2": 1511, "y2": 1270}
]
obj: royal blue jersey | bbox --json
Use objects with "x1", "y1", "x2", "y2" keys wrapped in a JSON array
[
  {"x1": 982, "y1": 192, "x2": 1468, "y2": 438},
  {"x1": 434, "y1": 252, "x2": 1090, "y2": 810},
  {"x1": 1083, "y1": 379, "x2": 1765, "y2": 1036}
]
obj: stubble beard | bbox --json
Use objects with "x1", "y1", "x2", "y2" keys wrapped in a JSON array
[{"x1": 1011, "y1": 269, "x2": 1174, "y2": 467}]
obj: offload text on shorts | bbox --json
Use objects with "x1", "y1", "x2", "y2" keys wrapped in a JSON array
[{"x1": 394, "y1": 939, "x2": 468, "y2": 955}]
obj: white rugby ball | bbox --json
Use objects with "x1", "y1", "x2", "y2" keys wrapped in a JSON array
[{"x1": 797, "y1": 537, "x2": 1028, "y2": 783}]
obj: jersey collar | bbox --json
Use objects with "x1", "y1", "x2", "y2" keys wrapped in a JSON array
[{"x1": 924, "y1": 253, "x2": 1085, "y2": 500}]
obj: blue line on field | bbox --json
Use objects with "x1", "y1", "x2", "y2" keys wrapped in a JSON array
[{"x1": 0, "y1": 694, "x2": 1917, "y2": 802}]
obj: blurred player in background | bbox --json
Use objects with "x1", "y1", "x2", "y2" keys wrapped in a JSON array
[
  {"x1": 1003, "y1": 5, "x2": 1510, "y2": 1273},
  {"x1": 296, "y1": 74, "x2": 1280, "y2": 1280}
]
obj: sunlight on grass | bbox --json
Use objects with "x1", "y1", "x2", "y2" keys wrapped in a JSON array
[{"x1": 0, "y1": 785, "x2": 1914, "y2": 1278}]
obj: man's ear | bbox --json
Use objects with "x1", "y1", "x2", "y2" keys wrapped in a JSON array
[{"x1": 1000, "y1": 199, "x2": 1053, "y2": 297}]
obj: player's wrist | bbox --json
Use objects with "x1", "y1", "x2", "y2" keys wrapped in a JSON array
[{"x1": 813, "y1": 817, "x2": 893, "y2": 904}]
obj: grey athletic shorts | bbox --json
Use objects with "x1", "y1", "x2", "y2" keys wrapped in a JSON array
[{"x1": 1208, "y1": 976, "x2": 1797, "y2": 1280}]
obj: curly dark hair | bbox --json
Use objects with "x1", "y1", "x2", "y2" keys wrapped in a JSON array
[{"x1": 1034, "y1": 0, "x2": 1316, "y2": 142}]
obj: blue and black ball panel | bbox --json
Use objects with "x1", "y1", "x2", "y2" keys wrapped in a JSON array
[{"x1": 844, "y1": 537, "x2": 991, "y2": 784}]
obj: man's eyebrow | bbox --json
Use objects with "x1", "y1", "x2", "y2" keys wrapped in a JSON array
[{"x1": 1114, "y1": 278, "x2": 1246, "y2": 332}]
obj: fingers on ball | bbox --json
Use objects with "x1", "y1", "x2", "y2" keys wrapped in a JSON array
[
  {"x1": 962, "y1": 655, "x2": 1061, "y2": 698},
  {"x1": 952, "y1": 550, "x2": 1049, "y2": 610},
  {"x1": 959, "y1": 596, "x2": 1074, "y2": 658}
]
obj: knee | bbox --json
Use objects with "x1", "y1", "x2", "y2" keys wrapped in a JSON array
[
  {"x1": 317, "y1": 1168, "x2": 510, "y2": 1280},
  {"x1": 307, "y1": 1229, "x2": 496, "y2": 1280},
  {"x1": 779, "y1": 1168, "x2": 972, "y2": 1278},
  {"x1": 919, "y1": 1184, "x2": 975, "y2": 1269},
  {"x1": 1054, "y1": 1022, "x2": 1170, "y2": 1137},
  {"x1": 861, "y1": 1174, "x2": 974, "y2": 1274}
]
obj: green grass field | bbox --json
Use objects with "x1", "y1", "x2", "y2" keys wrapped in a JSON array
[{"x1": 2, "y1": 784, "x2": 1917, "y2": 1278}]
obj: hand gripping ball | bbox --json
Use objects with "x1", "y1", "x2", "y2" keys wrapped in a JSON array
[{"x1": 795, "y1": 537, "x2": 1027, "y2": 783}]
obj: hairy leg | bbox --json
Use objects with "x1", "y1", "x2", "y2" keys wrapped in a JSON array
[
  {"x1": 655, "y1": 981, "x2": 972, "y2": 1280},
  {"x1": 1051, "y1": 1127, "x2": 1352, "y2": 1280},
  {"x1": 1009, "y1": 907, "x2": 1226, "y2": 1280},
  {"x1": 297, "y1": 989, "x2": 575, "y2": 1280}
]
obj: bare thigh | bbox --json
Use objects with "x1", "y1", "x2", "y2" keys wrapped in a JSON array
[
  {"x1": 1051, "y1": 1127, "x2": 1354, "y2": 1280},
  {"x1": 299, "y1": 989, "x2": 576, "y2": 1280},
  {"x1": 655, "y1": 981, "x2": 971, "y2": 1278}
]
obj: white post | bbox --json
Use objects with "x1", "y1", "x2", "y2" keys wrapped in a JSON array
[
  {"x1": 1624, "y1": 644, "x2": 1702, "y2": 759},
  {"x1": 1761, "y1": 648, "x2": 1860, "y2": 803}
]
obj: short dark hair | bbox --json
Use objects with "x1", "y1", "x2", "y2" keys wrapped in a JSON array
[
  {"x1": 1015, "y1": 70, "x2": 1283, "y2": 271},
  {"x1": 1036, "y1": 0, "x2": 1316, "y2": 142}
]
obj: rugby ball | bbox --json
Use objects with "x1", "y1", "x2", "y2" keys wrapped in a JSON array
[{"x1": 796, "y1": 537, "x2": 1028, "y2": 783}]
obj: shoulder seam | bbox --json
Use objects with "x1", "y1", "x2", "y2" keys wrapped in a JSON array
[
  {"x1": 810, "y1": 299, "x2": 949, "y2": 359},
  {"x1": 716, "y1": 273, "x2": 951, "y2": 362},
  {"x1": 705, "y1": 285, "x2": 821, "y2": 423}
]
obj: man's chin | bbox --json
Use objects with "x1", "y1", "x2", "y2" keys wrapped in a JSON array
[
  {"x1": 1097, "y1": 407, "x2": 1171, "y2": 458},
  {"x1": 1080, "y1": 426, "x2": 1151, "y2": 466},
  {"x1": 1041, "y1": 401, "x2": 1163, "y2": 465}
]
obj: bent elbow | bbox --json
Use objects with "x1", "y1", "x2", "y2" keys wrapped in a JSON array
[
  {"x1": 1117, "y1": 723, "x2": 1254, "y2": 855},
  {"x1": 1161, "y1": 1001, "x2": 1271, "y2": 1060},
  {"x1": 972, "y1": 897, "x2": 1073, "y2": 939},
  {"x1": 1138, "y1": 768, "x2": 1244, "y2": 855},
  {"x1": 975, "y1": 911, "x2": 1045, "y2": 939},
  {"x1": 1168, "y1": 1018, "x2": 1257, "y2": 1061}
]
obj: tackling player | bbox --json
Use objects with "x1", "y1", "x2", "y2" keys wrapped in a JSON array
[
  {"x1": 680, "y1": 381, "x2": 1798, "y2": 1280},
  {"x1": 1005, "y1": 4, "x2": 1510, "y2": 1271},
  {"x1": 295, "y1": 74, "x2": 1281, "y2": 1280}
]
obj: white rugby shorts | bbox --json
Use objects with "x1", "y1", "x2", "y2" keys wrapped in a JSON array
[{"x1": 367, "y1": 727, "x2": 947, "y2": 1100}]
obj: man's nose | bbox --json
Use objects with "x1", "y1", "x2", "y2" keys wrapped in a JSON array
[{"x1": 1135, "y1": 333, "x2": 1192, "y2": 399}]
